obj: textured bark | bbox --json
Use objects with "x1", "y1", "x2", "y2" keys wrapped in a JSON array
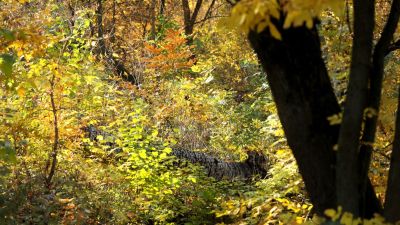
[
  {"x1": 336, "y1": 0, "x2": 375, "y2": 215},
  {"x1": 172, "y1": 148, "x2": 268, "y2": 180},
  {"x1": 182, "y1": 0, "x2": 203, "y2": 38},
  {"x1": 384, "y1": 85, "x2": 400, "y2": 222},
  {"x1": 248, "y1": 19, "x2": 382, "y2": 216},
  {"x1": 248, "y1": 23, "x2": 339, "y2": 215},
  {"x1": 359, "y1": 0, "x2": 400, "y2": 217}
]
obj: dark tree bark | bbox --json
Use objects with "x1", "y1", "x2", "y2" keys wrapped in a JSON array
[
  {"x1": 247, "y1": 17, "x2": 382, "y2": 216},
  {"x1": 380, "y1": 2, "x2": 400, "y2": 219},
  {"x1": 66, "y1": 1, "x2": 76, "y2": 32},
  {"x1": 384, "y1": 86, "x2": 400, "y2": 222},
  {"x1": 336, "y1": 0, "x2": 375, "y2": 215},
  {"x1": 245, "y1": 0, "x2": 400, "y2": 218},
  {"x1": 202, "y1": 0, "x2": 216, "y2": 23},
  {"x1": 110, "y1": 0, "x2": 116, "y2": 43},
  {"x1": 248, "y1": 23, "x2": 339, "y2": 216},
  {"x1": 359, "y1": 0, "x2": 400, "y2": 217},
  {"x1": 45, "y1": 67, "x2": 61, "y2": 187},
  {"x1": 182, "y1": 0, "x2": 203, "y2": 39},
  {"x1": 150, "y1": 0, "x2": 157, "y2": 40},
  {"x1": 94, "y1": 0, "x2": 139, "y2": 85},
  {"x1": 159, "y1": 0, "x2": 166, "y2": 15},
  {"x1": 96, "y1": 0, "x2": 106, "y2": 55}
]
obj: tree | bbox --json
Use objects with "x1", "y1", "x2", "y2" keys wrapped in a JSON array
[{"x1": 238, "y1": 0, "x2": 400, "y2": 221}]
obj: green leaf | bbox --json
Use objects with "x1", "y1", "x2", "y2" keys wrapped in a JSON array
[
  {"x1": 0, "y1": 54, "x2": 16, "y2": 77},
  {"x1": 0, "y1": 29, "x2": 16, "y2": 41},
  {"x1": 0, "y1": 140, "x2": 16, "y2": 163},
  {"x1": 163, "y1": 147, "x2": 172, "y2": 154},
  {"x1": 133, "y1": 133, "x2": 142, "y2": 140}
]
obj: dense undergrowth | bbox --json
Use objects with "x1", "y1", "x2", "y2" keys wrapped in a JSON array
[
  {"x1": 0, "y1": 1, "x2": 310, "y2": 224},
  {"x1": 0, "y1": 0, "x2": 398, "y2": 224}
]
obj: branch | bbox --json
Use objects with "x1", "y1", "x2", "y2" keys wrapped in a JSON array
[
  {"x1": 224, "y1": 0, "x2": 236, "y2": 6},
  {"x1": 194, "y1": 15, "x2": 227, "y2": 26},
  {"x1": 359, "y1": 0, "x2": 400, "y2": 217},
  {"x1": 202, "y1": 0, "x2": 216, "y2": 22},
  {"x1": 386, "y1": 39, "x2": 400, "y2": 56},
  {"x1": 190, "y1": 0, "x2": 203, "y2": 25}
]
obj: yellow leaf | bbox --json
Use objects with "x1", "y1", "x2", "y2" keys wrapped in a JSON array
[
  {"x1": 270, "y1": 6, "x2": 280, "y2": 19},
  {"x1": 188, "y1": 176, "x2": 197, "y2": 183},
  {"x1": 58, "y1": 198, "x2": 74, "y2": 204},
  {"x1": 17, "y1": 86, "x2": 26, "y2": 97},
  {"x1": 139, "y1": 150, "x2": 147, "y2": 159},
  {"x1": 340, "y1": 212, "x2": 354, "y2": 225},
  {"x1": 296, "y1": 216, "x2": 304, "y2": 224},
  {"x1": 305, "y1": 17, "x2": 313, "y2": 29},
  {"x1": 139, "y1": 169, "x2": 148, "y2": 177},
  {"x1": 269, "y1": 23, "x2": 281, "y2": 40},
  {"x1": 163, "y1": 147, "x2": 172, "y2": 154},
  {"x1": 257, "y1": 21, "x2": 269, "y2": 33},
  {"x1": 284, "y1": 11, "x2": 300, "y2": 29},
  {"x1": 159, "y1": 153, "x2": 167, "y2": 159},
  {"x1": 325, "y1": 209, "x2": 337, "y2": 218}
]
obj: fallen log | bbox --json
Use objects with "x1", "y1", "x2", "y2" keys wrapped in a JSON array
[
  {"x1": 82, "y1": 125, "x2": 269, "y2": 180},
  {"x1": 171, "y1": 148, "x2": 268, "y2": 180}
]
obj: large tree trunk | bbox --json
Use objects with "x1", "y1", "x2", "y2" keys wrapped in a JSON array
[
  {"x1": 248, "y1": 23, "x2": 338, "y2": 216},
  {"x1": 247, "y1": 19, "x2": 382, "y2": 216},
  {"x1": 336, "y1": 0, "x2": 375, "y2": 215}
]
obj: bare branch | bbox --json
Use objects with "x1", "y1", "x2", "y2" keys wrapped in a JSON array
[{"x1": 386, "y1": 39, "x2": 400, "y2": 56}]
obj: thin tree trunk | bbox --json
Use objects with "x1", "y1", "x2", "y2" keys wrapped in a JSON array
[
  {"x1": 96, "y1": 0, "x2": 106, "y2": 55},
  {"x1": 359, "y1": 0, "x2": 400, "y2": 217},
  {"x1": 110, "y1": 0, "x2": 116, "y2": 43},
  {"x1": 384, "y1": 85, "x2": 400, "y2": 222},
  {"x1": 159, "y1": 0, "x2": 165, "y2": 16},
  {"x1": 202, "y1": 0, "x2": 216, "y2": 23},
  {"x1": 45, "y1": 73, "x2": 59, "y2": 187},
  {"x1": 182, "y1": 0, "x2": 192, "y2": 36},
  {"x1": 336, "y1": 0, "x2": 375, "y2": 215},
  {"x1": 181, "y1": 0, "x2": 203, "y2": 41},
  {"x1": 150, "y1": 0, "x2": 157, "y2": 40}
]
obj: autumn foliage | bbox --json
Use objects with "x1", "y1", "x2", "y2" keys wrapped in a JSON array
[{"x1": 1, "y1": 0, "x2": 400, "y2": 224}]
